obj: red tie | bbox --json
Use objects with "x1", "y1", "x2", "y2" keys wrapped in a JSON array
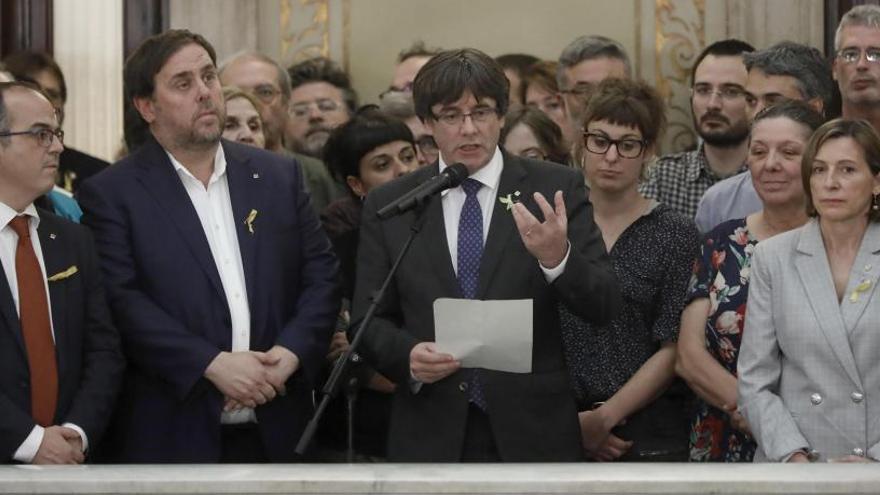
[{"x1": 9, "y1": 216, "x2": 58, "y2": 427}]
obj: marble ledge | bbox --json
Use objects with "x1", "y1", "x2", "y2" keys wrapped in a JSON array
[{"x1": 1, "y1": 462, "x2": 879, "y2": 494}]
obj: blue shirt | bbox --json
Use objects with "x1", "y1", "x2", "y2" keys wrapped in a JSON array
[{"x1": 694, "y1": 171, "x2": 761, "y2": 233}]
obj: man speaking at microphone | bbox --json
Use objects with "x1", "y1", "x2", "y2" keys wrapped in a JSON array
[{"x1": 352, "y1": 48, "x2": 620, "y2": 462}]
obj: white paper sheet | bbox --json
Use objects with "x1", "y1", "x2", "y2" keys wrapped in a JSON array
[{"x1": 433, "y1": 298, "x2": 533, "y2": 373}]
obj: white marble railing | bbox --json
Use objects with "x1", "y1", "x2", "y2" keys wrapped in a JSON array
[{"x1": 1, "y1": 463, "x2": 878, "y2": 494}]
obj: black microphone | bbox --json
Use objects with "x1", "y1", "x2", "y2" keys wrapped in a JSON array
[{"x1": 376, "y1": 163, "x2": 470, "y2": 220}]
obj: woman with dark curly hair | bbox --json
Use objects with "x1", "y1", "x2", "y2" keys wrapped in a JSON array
[{"x1": 676, "y1": 100, "x2": 825, "y2": 462}]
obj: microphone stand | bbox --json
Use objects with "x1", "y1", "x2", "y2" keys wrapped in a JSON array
[{"x1": 296, "y1": 205, "x2": 428, "y2": 457}]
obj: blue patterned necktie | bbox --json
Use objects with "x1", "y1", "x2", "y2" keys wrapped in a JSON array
[
  {"x1": 457, "y1": 178, "x2": 483, "y2": 298},
  {"x1": 457, "y1": 178, "x2": 487, "y2": 410}
]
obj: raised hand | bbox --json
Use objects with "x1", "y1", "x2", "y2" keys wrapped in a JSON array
[{"x1": 511, "y1": 191, "x2": 568, "y2": 268}]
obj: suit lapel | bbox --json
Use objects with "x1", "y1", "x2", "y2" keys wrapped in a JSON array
[
  {"x1": 224, "y1": 143, "x2": 263, "y2": 313},
  {"x1": 476, "y1": 155, "x2": 528, "y2": 299},
  {"x1": 37, "y1": 214, "x2": 70, "y2": 383},
  {"x1": 134, "y1": 139, "x2": 226, "y2": 301},
  {"x1": 841, "y1": 222, "x2": 880, "y2": 333},
  {"x1": 0, "y1": 257, "x2": 24, "y2": 355},
  {"x1": 794, "y1": 221, "x2": 863, "y2": 388}
]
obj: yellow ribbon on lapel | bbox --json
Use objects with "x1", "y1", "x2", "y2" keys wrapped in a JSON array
[
  {"x1": 849, "y1": 279, "x2": 872, "y2": 303},
  {"x1": 47, "y1": 265, "x2": 78, "y2": 282},
  {"x1": 244, "y1": 209, "x2": 258, "y2": 234}
]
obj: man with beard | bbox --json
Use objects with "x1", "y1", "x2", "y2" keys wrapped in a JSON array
[
  {"x1": 640, "y1": 40, "x2": 754, "y2": 219},
  {"x1": 286, "y1": 57, "x2": 356, "y2": 159},
  {"x1": 77, "y1": 30, "x2": 339, "y2": 462},
  {"x1": 834, "y1": 5, "x2": 880, "y2": 129},
  {"x1": 694, "y1": 42, "x2": 833, "y2": 232},
  {"x1": 219, "y1": 52, "x2": 344, "y2": 213}
]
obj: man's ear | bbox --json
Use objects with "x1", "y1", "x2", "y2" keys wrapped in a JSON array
[
  {"x1": 132, "y1": 96, "x2": 156, "y2": 124},
  {"x1": 808, "y1": 97, "x2": 824, "y2": 115}
]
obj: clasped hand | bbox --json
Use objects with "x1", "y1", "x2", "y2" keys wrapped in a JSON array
[
  {"x1": 579, "y1": 409, "x2": 633, "y2": 462},
  {"x1": 205, "y1": 346, "x2": 300, "y2": 411},
  {"x1": 511, "y1": 191, "x2": 568, "y2": 269},
  {"x1": 33, "y1": 426, "x2": 84, "y2": 464}
]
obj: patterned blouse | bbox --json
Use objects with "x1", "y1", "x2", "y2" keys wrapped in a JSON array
[
  {"x1": 686, "y1": 218, "x2": 758, "y2": 462},
  {"x1": 561, "y1": 203, "x2": 700, "y2": 407}
]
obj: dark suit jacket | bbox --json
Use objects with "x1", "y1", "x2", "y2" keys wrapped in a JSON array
[
  {"x1": 0, "y1": 209, "x2": 124, "y2": 461},
  {"x1": 59, "y1": 147, "x2": 110, "y2": 192},
  {"x1": 352, "y1": 154, "x2": 621, "y2": 461},
  {"x1": 77, "y1": 137, "x2": 339, "y2": 462}
]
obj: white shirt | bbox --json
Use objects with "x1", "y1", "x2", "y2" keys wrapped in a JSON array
[
  {"x1": 0, "y1": 202, "x2": 87, "y2": 462},
  {"x1": 167, "y1": 146, "x2": 255, "y2": 424},
  {"x1": 438, "y1": 148, "x2": 568, "y2": 282}
]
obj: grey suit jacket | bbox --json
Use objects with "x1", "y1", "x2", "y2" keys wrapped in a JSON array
[{"x1": 738, "y1": 219, "x2": 880, "y2": 462}]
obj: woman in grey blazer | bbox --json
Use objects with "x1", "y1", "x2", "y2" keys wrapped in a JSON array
[{"x1": 739, "y1": 119, "x2": 880, "y2": 463}]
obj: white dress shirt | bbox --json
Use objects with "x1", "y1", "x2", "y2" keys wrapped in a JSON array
[
  {"x1": 438, "y1": 147, "x2": 568, "y2": 282},
  {"x1": 0, "y1": 202, "x2": 87, "y2": 462},
  {"x1": 167, "y1": 146, "x2": 255, "y2": 424}
]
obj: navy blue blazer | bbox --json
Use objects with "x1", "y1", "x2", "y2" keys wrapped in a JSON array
[
  {"x1": 0, "y1": 210, "x2": 124, "y2": 461},
  {"x1": 78, "y1": 138, "x2": 339, "y2": 462}
]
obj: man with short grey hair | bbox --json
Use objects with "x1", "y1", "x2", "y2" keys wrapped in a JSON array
[
  {"x1": 219, "y1": 51, "x2": 292, "y2": 153},
  {"x1": 694, "y1": 41, "x2": 833, "y2": 232},
  {"x1": 744, "y1": 42, "x2": 832, "y2": 119},
  {"x1": 379, "y1": 91, "x2": 438, "y2": 166},
  {"x1": 220, "y1": 52, "x2": 344, "y2": 212},
  {"x1": 834, "y1": 4, "x2": 880, "y2": 129},
  {"x1": 556, "y1": 35, "x2": 631, "y2": 128}
]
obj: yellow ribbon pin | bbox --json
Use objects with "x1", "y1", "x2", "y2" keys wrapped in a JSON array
[
  {"x1": 244, "y1": 209, "x2": 258, "y2": 234},
  {"x1": 47, "y1": 265, "x2": 78, "y2": 282},
  {"x1": 849, "y1": 279, "x2": 872, "y2": 303}
]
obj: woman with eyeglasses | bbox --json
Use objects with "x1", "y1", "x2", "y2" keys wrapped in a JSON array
[
  {"x1": 501, "y1": 106, "x2": 571, "y2": 166},
  {"x1": 562, "y1": 78, "x2": 701, "y2": 461},
  {"x1": 315, "y1": 106, "x2": 418, "y2": 460},
  {"x1": 676, "y1": 100, "x2": 825, "y2": 462}
]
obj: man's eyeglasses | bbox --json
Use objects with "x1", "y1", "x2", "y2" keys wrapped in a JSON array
[
  {"x1": 837, "y1": 47, "x2": 880, "y2": 64},
  {"x1": 0, "y1": 127, "x2": 64, "y2": 148},
  {"x1": 559, "y1": 82, "x2": 595, "y2": 97},
  {"x1": 432, "y1": 107, "x2": 498, "y2": 127},
  {"x1": 379, "y1": 83, "x2": 414, "y2": 100},
  {"x1": 415, "y1": 135, "x2": 438, "y2": 153},
  {"x1": 251, "y1": 85, "x2": 281, "y2": 104},
  {"x1": 583, "y1": 132, "x2": 645, "y2": 159},
  {"x1": 692, "y1": 84, "x2": 748, "y2": 101},
  {"x1": 290, "y1": 99, "x2": 342, "y2": 119}
]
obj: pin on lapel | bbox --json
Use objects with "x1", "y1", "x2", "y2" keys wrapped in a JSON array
[
  {"x1": 498, "y1": 191, "x2": 522, "y2": 211},
  {"x1": 49, "y1": 233, "x2": 56, "y2": 240},
  {"x1": 244, "y1": 209, "x2": 258, "y2": 234},
  {"x1": 48, "y1": 265, "x2": 78, "y2": 282},
  {"x1": 252, "y1": 173, "x2": 260, "y2": 179},
  {"x1": 849, "y1": 279, "x2": 872, "y2": 303}
]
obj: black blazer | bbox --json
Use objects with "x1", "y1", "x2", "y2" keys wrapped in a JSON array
[
  {"x1": 78, "y1": 137, "x2": 340, "y2": 462},
  {"x1": 0, "y1": 209, "x2": 124, "y2": 461},
  {"x1": 352, "y1": 154, "x2": 621, "y2": 461}
]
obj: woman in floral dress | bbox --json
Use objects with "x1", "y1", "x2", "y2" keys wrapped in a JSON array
[{"x1": 675, "y1": 101, "x2": 824, "y2": 461}]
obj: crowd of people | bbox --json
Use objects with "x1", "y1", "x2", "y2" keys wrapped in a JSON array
[{"x1": 1, "y1": 4, "x2": 879, "y2": 465}]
